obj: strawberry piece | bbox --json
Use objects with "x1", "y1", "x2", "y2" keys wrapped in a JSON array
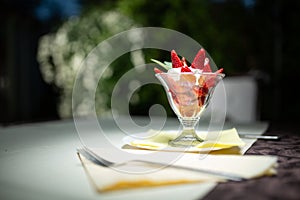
[
  {"x1": 169, "y1": 89, "x2": 179, "y2": 104},
  {"x1": 199, "y1": 96, "x2": 206, "y2": 106},
  {"x1": 181, "y1": 66, "x2": 192, "y2": 72},
  {"x1": 193, "y1": 84, "x2": 209, "y2": 106},
  {"x1": 203, "y1": 58, "x2": 212, "y2": 72},
  {"x1": 202, "y1": 84, "x2": 209, "y2": 94},
  {"x1": 181, "y1": 57, "x2": 188, "y2": 67},
  {"x1": 180, "y1": 57, "x2": 192, "y2": 72},
  {"x1": 205, "y1": 68, "x2": 223, "y2": 87},
  {"x1": 171, "y1": 50, "x2": 183, "y2": 68},
  {"x1": 193, "y1": 85, "x2": 208, "y2": 96},
  {"x1": 191, "y1": 48, "x2": 206, "y2": 69},
  {"x1": 154, "y1": 67, "x2": 163, "y2": 74},
  {"x1": 206, "y1": 75, "x2": 217, "y2": 88},
  {"x1": 216, "y1": 68, "x2": 224, "y2": 73},
  {"x1": 161, "y1": 73, "x2": 179, "y2": 93}
]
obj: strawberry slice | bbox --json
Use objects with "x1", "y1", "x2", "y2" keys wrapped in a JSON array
[
  {"x1": 181, "y1": 57, "x2": 188, "y2": 67},
  {"x1": 205, "y1": 68, "x2": 224, "y2": 87},
  {"x1": 203, "y1": 58, "x2": 212, "y2": 72},
  {"x1": 199, "y1": 95, "x2": 206, "y2": 106},
  {"x1": 170, "y1": 90, "x2": 179, "y2": 104},
  {"x1": 171, "y1": 50, "x2": 183, "y2": 68},
  {"x1": 181, "y1": 66, "x2": 192, "y2": 72},
  {"x1": 191, "y1": 48, "x2": 206, "y2": 69},
  {"x1": 216, "y1": 68, "x2": 224, "y2": 73},
  {"x1": 193, "y1": 84, "x2": 209, "y2": 106},
  {"x1": 154, "y1": 67, "x2": 163, "y2": 74}
]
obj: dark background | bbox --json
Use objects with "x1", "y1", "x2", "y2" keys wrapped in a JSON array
[{"x1": 1, "y1": 0, "x2": 299, "y2": 126}]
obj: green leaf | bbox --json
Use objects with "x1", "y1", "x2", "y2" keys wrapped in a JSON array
[
  {"x1": 164, "y1": 61, "x2": 172, "y2": 67},
  {"x1": 150, "y1": 58, "x2": 172, "y2": 70}
]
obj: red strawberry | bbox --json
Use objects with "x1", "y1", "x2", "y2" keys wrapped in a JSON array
[
  {"x1": 181, "y1": 66, "x2": 192, "y2": 72},
  {"x1": 171, "y1": 50, "x2": 183, "y2": 68},
  {"x1": 170, "y1": 90, "x2": 179, "y2": 104},
  {"x1": 203, "y1": 58, "x2": 212, "y2": 72},
  {"x1": 154, "y1": 67, "x2": 163, "y2": 74},
  {"x1": 191, "y1": 48, "x2": 206, "y2": 69},
  {"x1": 205, "y1": 68, "x2": 224, "y2": 87},
  {"x1": 181, "y1": 57, "x2": 188, "y2": 67},
  {"x1": 193, "y1": 84, "x2": 208, "y2": 97},
  {"x1": 199, "y1": 95, "x2": 206, "y2": 106},
  {"x1": 202, "y1": 84, "x2": 209, "y2": 94},
  {"x1": 216, "y1": 68, "x2": 224, "y2": 73}
]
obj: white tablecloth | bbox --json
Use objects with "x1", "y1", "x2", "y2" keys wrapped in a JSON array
[{"x1": 0, "y1": 117, "x2": 268, "y2": 200}]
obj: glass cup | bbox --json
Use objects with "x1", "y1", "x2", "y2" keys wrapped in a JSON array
[{"x1": 156, "y1": 72, "x2": 225, "y2": 147}]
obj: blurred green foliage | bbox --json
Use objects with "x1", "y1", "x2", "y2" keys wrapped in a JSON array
[
  {"x1": 38, "y1": 0, "x2": 300, "y2": 121},
  {"x1": 38, "y1": 8, "x2": 137, "y2": 117},
  {"x1": 118, "y1": 0, "x2": 253, "y2": 74}
]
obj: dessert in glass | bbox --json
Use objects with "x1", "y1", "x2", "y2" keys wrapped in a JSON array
[{"x1": 152, "y1": 49, "x2": 225, "y2": 147}]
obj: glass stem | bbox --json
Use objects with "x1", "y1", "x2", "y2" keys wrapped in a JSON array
[
  {"x1": 180, "y1": 118, "x2": 198, "y2": 130},
  {"x1": 168, "y1": 118, "x2": 203, "y2": 147}
]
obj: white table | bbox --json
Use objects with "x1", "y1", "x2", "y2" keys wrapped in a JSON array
[{"x1": 0, "y1": 117, "x2": 268, "y2": 200}]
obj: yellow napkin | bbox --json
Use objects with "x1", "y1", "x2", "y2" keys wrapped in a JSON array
[
  {"x1": 78, "y1": 150, "x2": 277, "y2": 193},
  {"x1": 125, "y1": 128, "x2": 245, "y2": 152}
]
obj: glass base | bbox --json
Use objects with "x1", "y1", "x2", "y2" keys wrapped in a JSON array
[{"x1": 168, "y1": 129, "x2": 204, "y2": 147}]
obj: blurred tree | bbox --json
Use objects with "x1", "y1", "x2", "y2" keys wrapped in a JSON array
[
  {"x1": 117, "y1": 0, "x2": 300, "y2": 122},
  {"x1": 118, "y1": 0, "x2": 253, "y2": 74},
  {"x1": 38, "y1": 7, "x2": 139, "y2": 117},
  {"x1": 5, "y1": 0, "x2": 297, "y2": 123}
]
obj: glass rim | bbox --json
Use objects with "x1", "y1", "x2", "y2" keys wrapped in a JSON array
[{"x1": 155, "y1": 72, "x2": 225, "y2": 77}]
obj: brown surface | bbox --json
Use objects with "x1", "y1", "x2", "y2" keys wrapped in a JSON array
[{"x1": 203, "y1": 126, "x2": 300, "y2": 200}]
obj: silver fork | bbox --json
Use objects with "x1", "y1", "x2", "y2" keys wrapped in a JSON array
[
  {"x1": 239, "y1": 134, "x2": 279, "y2": 140},
  {"x1": 77, "y1": 147, "x2": 245, "y2": 182}
]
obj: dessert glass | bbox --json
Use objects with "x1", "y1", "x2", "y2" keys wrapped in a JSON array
[{"x1": 156, "y1": 72, "x2": 224, "y2": 147}]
